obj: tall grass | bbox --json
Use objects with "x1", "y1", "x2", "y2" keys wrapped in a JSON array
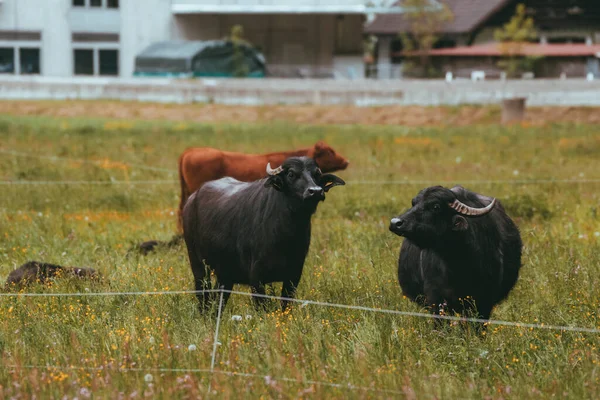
[{"x1": 0, "y1": 114, "x2": 599, "y2": 398}]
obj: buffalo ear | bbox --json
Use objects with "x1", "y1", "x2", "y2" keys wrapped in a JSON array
[
  {"x1": 452, "y1": 215, "x2": 469, "y2": 232},
  {"x1": 319, "y1": 174, "x2": 345, "y2": 192},
  {"x1": 264, "y1": 175, "x2": 284, "y2": 191}
]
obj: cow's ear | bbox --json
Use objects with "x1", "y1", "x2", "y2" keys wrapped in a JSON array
[
  {"x1": 319, "y1": 174, "x2": 345, "y2": 192},
  {"x1": 264, "y1": 175, "x2": 284, "y2": 191},
  {"x1": 451, "y1": 215, "x2": 469, "y2": 231}
]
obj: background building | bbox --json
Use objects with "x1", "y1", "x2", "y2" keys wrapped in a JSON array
[
  {"x1": 366, "y1": 0, "x2": 600, "y2": 78},
  {"x1": 0, "y1": 0, "x2": 379, "y2": 78}
]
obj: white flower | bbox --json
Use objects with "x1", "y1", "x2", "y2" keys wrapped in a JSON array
[
  {"x1": 37, "y1": 212, "x2": 43, "y2": 217},
  {"x1": 188, "y1": 344, "x2": 197, "y2": 351},
  {"x1": 594, "y1": 232, "x2": 599, "y2": 237},
  {"x1": 84, "y1": 216, "x2": 89, "y2": 221},
  {"x1": 245, "y1": 315, "x2": 252, "y2": 320},
  {"x1": 144, "y1": 374, "x2": 153, "y2": 383},
  {"x1": 579, "y1": 173, "x2": 585, "y2": 177},
  {"x1": 513, "y1": 170, "x2": 519, "y2": 176},
  {"x1": 455, "y1": 156, "x2": 462, "y2": 164},
  {"x1": 149, "y1": 336, "x2": 155, "y2": 344},
  {"x1": 231, "y1": 315, "x2": 242, "y2": 321}
]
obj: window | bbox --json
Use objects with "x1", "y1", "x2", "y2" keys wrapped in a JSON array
[
  {"x1": 74, "y1": 49, "x2": 94, "y2": 75},
  {"x1": 0, "y1": 48, "x2": 15, "y2": 74},
  {"x1": 74, "y1": 48, "x2": 119, "y2": 76},
  {"x1": 99, "y1": 49, "x2": 118, "y2": 76},
  {"x1": 20, "y1": 48, "x2": 40, "y2": 74},
  {"x1": 73, "y1": 0, "x2": 118, "y2": 8}
]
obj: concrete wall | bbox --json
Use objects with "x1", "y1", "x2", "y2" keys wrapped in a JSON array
[{"x1": 1, "y1": 76, "x2": 600, "y2": 106}]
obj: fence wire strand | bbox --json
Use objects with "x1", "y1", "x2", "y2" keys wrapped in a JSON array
[
  {"x1": 2, "y1": 148, "x2": 600, "y2": 187},
  {"x1": 1, "y1": 178, "x2": 600, "y2": 186},
  {"x1": 0, "y1": 180, "x2": 177, "y2": 185},
  {"x1": 6, "y1": 364, "x2": 406, "y2": 396},
  {"x1": 0, "y1": 149, "x2": 176, "y2": 174},
  {"x1": 2, "y1": 287, "x2": 597, "y2": 396},
  {"x1": 1, "y1": 288, "x2": 598, "y2": 334}
]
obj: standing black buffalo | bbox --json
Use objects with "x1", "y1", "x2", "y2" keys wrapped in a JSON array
[
  {"x1": 182, "y1": 156, "x2": 345, "y2": 313},
  {"x1": 388, "y1": 185, "x2": 522, "y2": 322}
]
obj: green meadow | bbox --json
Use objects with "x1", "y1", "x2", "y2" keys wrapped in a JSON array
[{"x1": 0, "y1": 111, "x2": 599, "y2": 398}]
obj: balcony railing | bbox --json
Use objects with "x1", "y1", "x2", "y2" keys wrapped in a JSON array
[{"x1": 171, "y1": 0, "x2": 407, "y2": 14}]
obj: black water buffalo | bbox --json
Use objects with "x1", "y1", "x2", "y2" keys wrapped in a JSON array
[
  {"x1": 182, "y1": 156, "x2": 345, "y2": 313},
  {"x1": 389, "y1": 185, "x2": 522, "y2": 322},
  {"x1": 6, "y1": 261, "x2": 99, "y2": 288}
]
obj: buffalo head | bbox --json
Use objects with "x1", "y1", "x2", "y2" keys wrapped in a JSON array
[
  {"x1": 265, "y1": 157, "x2": 345, "y2": 208},
  {"x1": 389, "y1": 185, "x2": 496, "y2": 246}
]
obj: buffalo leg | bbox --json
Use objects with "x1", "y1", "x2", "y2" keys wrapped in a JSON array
[
  {"x1": 280, "y1": 277, "x2": 301, "y2": 311},
  {"x1": 214, "y1": 279, "x2": 233, "y2": 316},
  {"x1": 185, "y1": 242, "x2": 213, "y2": 313},
  {"x1": 193, "y1": 267, "x2": 213, "y2": 314},
  {"x1": 251, "y1": 284, "x2": 269, "y2": 311}
]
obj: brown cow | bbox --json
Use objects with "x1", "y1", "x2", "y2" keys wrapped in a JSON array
[
  {"x1": 137, "y1": 141, "x2": 348, "y2": 253},
  {"x1": 177, "y1": 141, "x2": 349, "y2": 231}
]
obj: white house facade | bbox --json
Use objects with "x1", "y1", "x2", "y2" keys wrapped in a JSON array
[{"x1": 0, "y1": 0, "x2": 404, "y2": 78}]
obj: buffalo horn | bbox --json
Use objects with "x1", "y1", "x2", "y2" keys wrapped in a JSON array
[
  {"x1": 449, "y1": 198, "x2": 496, "y2": 216},
  {"x1": 266, "y1": 163, "x2": 283, "y2": 176}
]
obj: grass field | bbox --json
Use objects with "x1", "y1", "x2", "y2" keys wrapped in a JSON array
[{"x1": 0, "y1": 108, "x2": 599, "y2": 399}]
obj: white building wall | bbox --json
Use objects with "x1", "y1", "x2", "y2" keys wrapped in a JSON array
[
  {"x1": 120, "y1": 0, "x2": 176, "y2": 77},
  {"x1": 0, "y1": 0, "x2": 45, "y2": 28},
  {"x1": 43, "y1": 0, "x2": 72, "y2": 77}
]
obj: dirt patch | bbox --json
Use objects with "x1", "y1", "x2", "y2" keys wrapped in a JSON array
[{"x1": 1, "y1": 100, "x2": 599, "y2": 126}]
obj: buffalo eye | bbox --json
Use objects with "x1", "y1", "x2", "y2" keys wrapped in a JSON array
[
  {"x1": 411, "y1": 198, "x2": 416, "y2": 207},
  {"x1": 315, "y1": 168, "x2": 322, "y2": 177},
  {"x1": 287, "y1": 170, "x2": 296, "y2": 179},
  {"x1": 433, "y1": 204, "x2": 441, "y2": 212}
]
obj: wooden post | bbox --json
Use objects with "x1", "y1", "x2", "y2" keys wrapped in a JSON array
[{"x1": 501, "y1": 97, "x2": 527, "y2": 124}]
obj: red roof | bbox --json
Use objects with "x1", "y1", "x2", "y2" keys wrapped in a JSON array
[
  {"x1": 365, "y1": 0, "x2": 512, "y2": 34},
  {"x1": 403, "y1": 43, "x2": 600, "y2": 57}
]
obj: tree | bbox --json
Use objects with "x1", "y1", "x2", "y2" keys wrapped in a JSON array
[
  {"x1": 399, "y1": 0, "x2": 453, "y2": 78},
  {"x1": 363, "y1": 34, "x2": 378, "y2": 78},
  {"x1": 227, "y1": 25, "x2": 251, "y2": 78},
  {"x1": 494, "y1": 3, "x2": 539, "y2": 78}
]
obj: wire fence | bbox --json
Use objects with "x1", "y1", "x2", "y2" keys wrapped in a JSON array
[
  {"x1": 0, "y1": 180, "x2": 178, "y2": 186},
  {"x1": 2, "y1": 288, "x2": 598, "y2": 334},
  {"x1": 2, "y1": 149, "x2": 599, "y2": 394},
  {"x1": 3, "y1": 148, "x2": 600, "y2": 187},
  {"x1": 1, "y1": 178, "x2": 600, "y2": 187},
  {"x1": 7, "y1": 364, "x2": 407, "y2": 396},
  {"x1": 0, "y1": 149, "x2": 176, "y2": 174},
  {"x1": 2, "y1": 287, "x2": 598, "y2": 395}
]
